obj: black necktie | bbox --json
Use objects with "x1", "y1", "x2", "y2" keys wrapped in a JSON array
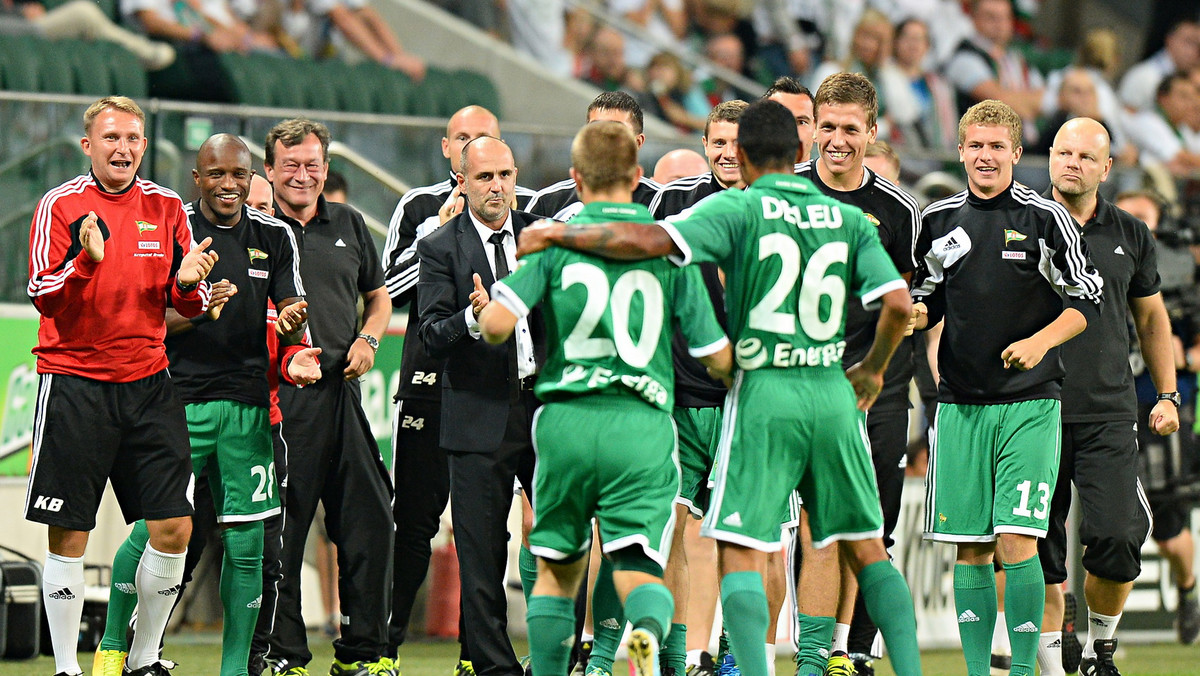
[
  {"x1": 488, "y1": 230, "x2": 519, "y2": 395},
  {"x1": 488, "y1": 231, "x2": 510, "y2": 280}
]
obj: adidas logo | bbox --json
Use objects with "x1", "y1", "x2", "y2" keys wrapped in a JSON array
[
  {"x1": 722, "y1": 512, "x2": 743, "y2": 527},
  {"x1": 600, "y1": 618, "x2": 621, "y2": 630},
  {"x1": 158, "y1": 584, "x2": 182, "y2": 597},
  {"x1": 48, "y1": 587, "x2": 75, "y2": 600},
  {"x1": 1048, "y1": 639, "x2": 1062, "y2": 649},
  {"x1": 561, "y1": 636, "x2": 576, "y2": 648},
  {"x1": 1114, "y1": 245, "x2": 1125, "y2": 255},
  {"x1": 1013, "y1": 621, "x2": 1039, "y2": 633},
  {"x1": 944, "y1": 236, "x2": 962, "y2": 250},
  {"x1": 958, "y1": 610, "x2": 980, "y2": 623},
  {"x1": 115, "y1": 583, "x2": 137, "y2": 594},
  {"x1": 335, "y1": 238, "x2": 347, "y2": 247},
  {"x1": 1090, "y1": 617, "x2": 1108, "y2": 626},
  {"x1": 247, "y1": 595, "x2": 262, "y2": 609}
]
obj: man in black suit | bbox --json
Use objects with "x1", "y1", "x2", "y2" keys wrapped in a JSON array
[{"x1": 416, "y1": 135, "x2": 541, "y2": 676}]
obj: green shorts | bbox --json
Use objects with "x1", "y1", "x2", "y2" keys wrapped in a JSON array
[
  {"x1": 186, "y1": 400, "x2": 279, "y2": 523},
  {"x1": 701, "y1": 369, "x2": 883, "y2": 551},
  {"x1": 675, "y1": 405, "x2": 721, "y2": 518},
  {"x1": 925, "y1": 399, "x2": 1061, "y2": 542},
  {"x1": 530, "y1": 395, "x2": 679, "y2": 568}
]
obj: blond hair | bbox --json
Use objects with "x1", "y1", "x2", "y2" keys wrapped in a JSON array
[
  {"x1": 83, "y1": 96, "x2": 144, "y2": 134},
  {"x1": 958, "y1": 99, "x2": 1022, "y2": 148},
  {"x1": 704, "y1": 99, "x2": 748, "y2": 137},
  {"x1": 571, "y1": 121, "x2": 638, "y2": 193}
]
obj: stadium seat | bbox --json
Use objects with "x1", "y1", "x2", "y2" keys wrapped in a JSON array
[
  {"x1": 0, "y1": 35, "x2": 41, "y2": 92},
  {"x1": 368, "y1": 64, "x2": 414, "y2": 115},
  {"x1": 62, "y1": 41, "x2": 114, "y2": 95},
  {"x1": 327, "y1": 60, "x2": 375, "y2": 113},
  {"x1": 298, "y1": 59, "x2": 340, "y2": 112},
  {"x1": 105, "y1": 43, "x2": 149, "y2": 99},
  {"x1": 448, "y1": 69, "x2": 501, "y2": 117}
]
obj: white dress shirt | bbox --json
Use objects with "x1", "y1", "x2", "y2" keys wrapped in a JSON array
[{"x1": 463, "y1": 210, "x2": 537, "y2": 380}]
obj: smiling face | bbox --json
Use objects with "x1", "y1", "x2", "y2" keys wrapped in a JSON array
[
  {"x1": 264, "y1": 133, "x2": 326, "y2": 215},
  {"x1": 815, "y1": 101, "x2": 876, "y2": 185},
  {"x1": 81, "y1": 108, "x2": 147, "y2": 192},
  {"x1": 703, "y1": 120, "x2": 742, "y2": 187},
  {"x1": 959, "y1": 123, "x2": 1021, "y2": 198},
  {"x1": 459, "y1": 138, "x2": 516, "y2": 229},
  {"x1": 193, "y1": 139, "x2": 253, "y2": 226}
]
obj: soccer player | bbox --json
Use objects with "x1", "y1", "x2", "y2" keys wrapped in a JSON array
[
  {"x1": 526, "y1": 91, "x2": 661, "y2": 219},
  {"x1": 93, "y1": 134, "x2": 315, "y2": 676},
  {"x1": 908, "y1": 100, "x2": 1104, "y2": 676},
  {"x1": 517, "y1": 99, "x2": 923, "y2": 676},
  {"x1": 26, "y1": 95, "x2": 216, "y2": 676},
  {"x1": 477, "y1": 119, "x2": 733, "y2": 676},
  {"x1": 764, "y1": 76, "x2": 815, "y2": 164},
  {"x1": 791, "y1": 73, "x2": 921, "y2": 676},
  {"x1": 1036, "y1": 118, "x2": 1178, "y2": 676}
]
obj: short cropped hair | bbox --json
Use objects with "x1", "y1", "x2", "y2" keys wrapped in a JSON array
[
  {"x1": 865, "y1": 140, "x2": 900, "y2": 171},
  {"x1": 704, "y1": 100, "x2": 748, "y2": 137},
  {"x1": 265, "y1": 118, "x2": 331, "y2": 167},
  {"x1": 571, "y1": 121, "x2": 639, "y2": 193},
  {"x1": 587, "y1": 91, "x2": 644, "y2": 136},
  {"x1": 814, "y1": 72, "x2": 878, "y2": 129},
  {"x1": 737, "y1": 100, "x2": 798, "y2": 170},
  {"x1": 957, "y1": 99, "x2": 1022, "y2": 148},
  {"x1": 763, "y1": 76, "x2": 813, "y2": 102},
  {"x1": 84, "y1": 96, "x2": 144, "y2": 134}
]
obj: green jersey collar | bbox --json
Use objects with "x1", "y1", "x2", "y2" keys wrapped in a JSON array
[
  {"x1": 574, "y1": 201, "x2": 655, "y2": 223},
  {"x1": 751, "y1": 173, "x2": 818, "y2": 193}
]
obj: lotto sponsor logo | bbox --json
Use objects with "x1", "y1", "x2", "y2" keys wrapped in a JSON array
[
  {"x1": 158, "y1": 584, "x2": 182, "y2": 597},
  {"x1": 136, "y1": 221, "x2": 158, "y2": 234},
  {"x1": 958, "y1": 610, "x2": 981, "y2": 623},
  {"x1": 248, "y1": 269, "x2": 269, "y2": 279},
  {"x1": 1013, "y1": 621, "x2": 1039, "y2": 633},
  {"x1": 48, "y1": 587, "x2": 75, "y2": 600}
]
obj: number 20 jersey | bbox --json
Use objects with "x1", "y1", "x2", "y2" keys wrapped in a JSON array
[{"x1": 660, "y1": 173, "x2": 905, "y2": 373}]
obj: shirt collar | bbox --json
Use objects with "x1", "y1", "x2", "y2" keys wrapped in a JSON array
[{"x1": 468, "y1": 207, "x2": 514, "y2": 245}]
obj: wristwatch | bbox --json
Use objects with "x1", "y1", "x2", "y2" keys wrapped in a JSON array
[
  {"x1": 357, "y1": 333, "x2": 379, "y2": 352},
  {"x1": 1157, "y1": 391, "x2": 1181, "y2": 407}
]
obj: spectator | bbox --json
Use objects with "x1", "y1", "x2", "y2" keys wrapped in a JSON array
[
  {"x1": 283, "y1": 0, "x2": 425, "y2": 80},
  {"x1": 637, "y1": 50, "x2": 710, "y2": 133},
  {"x1": 700, "y1": 33, "x2": 755, "y2": 105},
  {"x1": 652, "y1": 148, "x2": 708, "y2": 183},
  {"x1": 944, "y1": 0, "x2": 1044, "y2": 141},
  {"x1": 811, "y1": 9, "x2": 919, "y2": 142},
  {"x1": 1119, "y1": 18, "x2": 1200, "y2": 112},
  {"x1": 506, "y1": 0, "x2": 570, "y2": 77},
  {"x1": 579, "y1": 26, "x2": 641, "y2": 91},
  {"x1": 870, "y1": 0, "x2": 971, "y2": 65},
  {"x1": 608, "y1": 0, "x2": 687, "y2": 68},
  {"x1": 1039, "y1": 30, "x2": 1135, "y2": 164},
  {"x1": 891, "y1": 17, "x2": 957, "y2": 151},
  {"x1": 123, "y1": 0, "x2": 279, "y2": 53},
  {"x1": 0, "y1": 0, "x2": 174, "y2": 70},
  {"x1": 751, "y1": 0, "x2": 826, "y2": 83},
  {"x1": 427, "y1": 0, "x2": 499, "y2": 38},
  {"x1": 1124, "y1": 72, "x2": 1200, "y2": 177}
]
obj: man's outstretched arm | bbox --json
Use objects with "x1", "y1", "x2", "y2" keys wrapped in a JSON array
[{"x1": 517, "y1": 220, "x2": 682, "y2": 260}]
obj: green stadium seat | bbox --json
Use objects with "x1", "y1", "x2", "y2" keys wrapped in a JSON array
[
  {"x1": 0, "y1": 35, "x2": 41, "y2": 92},
  {"x1": 220, "y1": 52, "x2": 272, "y2": 106},
  {"x1": 327, "y1": 60, "x2": 375, "y2": 113},
  {"x1": 105, "y1": 43, "x2": 148, "y2": 98},
  {"x1": 37, "y1": 39, "x2": 76, "y2": 93},
  {"x1": 295, "y1": 59, "x2": 340, "y2": 112},
  {"x1": 448, "y1": 69, "x2": 500, "y2": 116},
  {"x1": 63, "y1": 41, "x2": 114, "y2": 95},
  {"x1": 368, "y1": 63, "x2": 414, "y2": 115}
]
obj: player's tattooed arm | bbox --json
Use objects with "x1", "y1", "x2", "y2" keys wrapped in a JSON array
[{"x1": 517, "y1": 219, "x2": 680, "y2": 260}]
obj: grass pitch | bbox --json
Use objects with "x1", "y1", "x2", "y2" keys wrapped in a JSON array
[{"x1": 3, "y1": 634, "x2": 1198, "y2": 675}]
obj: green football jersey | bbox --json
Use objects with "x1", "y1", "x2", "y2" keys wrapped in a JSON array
[
  {"x1": 494, "y1": 202, "x2": 729, "y2": 411},
  {"x1": 661, "y1": 173, "x2": 905, "y2": 372}
]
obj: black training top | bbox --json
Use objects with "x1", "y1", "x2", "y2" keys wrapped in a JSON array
[
  {"x1": 912, "y1": 182, "x2": 1105, "y2": 404},
  {"x1": 650, "y1": 172, "x2": 731, "y2": 409},
  {"x1": 795, "y1": 161, "x2": 920, "y2": 412},
  {"x1": 526, "y1": 175, "x2": 661, "y2": 219},
  {"x1": 1047, "y1": 190, "x2": 1160, "y2": 422},
  {"x1": 167, "y1": 202, "x2": 304, "y2": 406},
  {"x1": 382, "y1": 178, "x2": 534, "y2": 402},
  {"x1": 276, "y1": 195, "x2": 384, "y2": 381}
]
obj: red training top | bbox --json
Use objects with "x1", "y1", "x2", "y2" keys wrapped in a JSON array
[{"x1": 28, "y1": 174, "x2": 210, "y2": 382}]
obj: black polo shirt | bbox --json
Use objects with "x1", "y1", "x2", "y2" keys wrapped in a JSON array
[
  {"x1": 526, "y1": 175, "x2": 661, "y2": 219},
  {"x1": 167, "y1": 201, "x2": 304, "y2": 406},
  {"x1": 276, "y1": 195, "x2": 384, "y2": 381},
  {"x1": 796, "y1": 161, "x2": 921, "y2": 412},
  {"x1": 1046, "y1": 190, "x2": 1161, "y2": 423},
  {"x1": 651, "y1": 172, "x2": 731, "y2": 409}
]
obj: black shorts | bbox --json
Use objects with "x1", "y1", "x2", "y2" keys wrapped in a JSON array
[
  {"x1": 25, "y1": 371, "x2": 194, "y2": 530},
  {"x1": 1039, "y1": 420, "x2": 1152, "y2": 584},
  {"x1": 865, "y1": 407, "x2": 909, "y2": 549},
  {"x1": 1149, "y1": 494, "x2": 1190, "y2": 542}
]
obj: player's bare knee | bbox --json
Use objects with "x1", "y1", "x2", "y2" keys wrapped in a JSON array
[
  {"x1": 47, "y1": 527, "x2": 89, "y2": 557},
  {"x1": 841, "y1": 538, "x2": 887, "y2": 574},
  {"x1": 996, "y1": 533, "x2": 1037, "y2": 564},
  {"x1": 146, "y1": 516, "x2": 192, "y2": 553}
]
